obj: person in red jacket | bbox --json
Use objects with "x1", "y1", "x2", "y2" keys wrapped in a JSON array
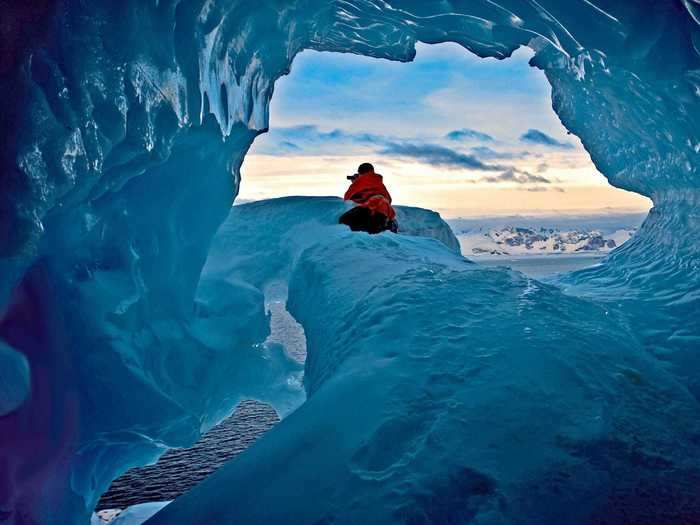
[{"x1": 339, "y1": 163, "x2": 398, "y2": 234}]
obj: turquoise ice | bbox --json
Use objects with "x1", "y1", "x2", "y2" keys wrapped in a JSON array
[
  {"x1": 0, "y1": 2, "x2": 699, "y2": 524},
  {"x1": 147, "y1": 197, "x2": 700, "y2": 524}
]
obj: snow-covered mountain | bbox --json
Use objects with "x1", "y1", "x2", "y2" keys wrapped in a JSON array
[
  {"x1": 448, "y1": 213, "x2": 645, "y2": 256},
  {"x1": 458, "y1": 226, "x2": 636, "y2": 256}
]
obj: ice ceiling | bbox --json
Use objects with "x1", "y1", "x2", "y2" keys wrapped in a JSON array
[{"x1": 0, "y1": 1, "x2": 699, "y2": 524}]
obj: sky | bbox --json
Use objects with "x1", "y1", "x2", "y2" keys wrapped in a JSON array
[{"x1": 238, "y1": 43, "x2": 651, "y2": 218}]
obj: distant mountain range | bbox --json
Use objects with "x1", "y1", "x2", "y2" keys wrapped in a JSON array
[{"x1": 447, "y1": 213, "x2": 646, "y2": 256}]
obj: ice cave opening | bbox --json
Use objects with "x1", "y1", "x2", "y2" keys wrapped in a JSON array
[
  {"x1": 238, "y1": 44, "x2": 650, "y2": 219},
  {"x1": 1, "y1": 2, "x2": 699, "y2": 525},
  {"x1": 237, "y1": 43, "x2": 652, "y2": 273}
]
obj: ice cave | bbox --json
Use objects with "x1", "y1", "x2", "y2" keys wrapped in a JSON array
[{"x1": 1, "y1": 1, "x2": 699, "y2": 524}]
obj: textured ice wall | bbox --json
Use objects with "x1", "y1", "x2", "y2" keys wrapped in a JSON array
[
  {"x1": 552, "y1": 194, "x2": 700, "y2": 394},
  {"x1": 1, "y1": 1, "x2": 699, "y2": 523},
  {"x1": 148, "y1": 196, "x2": 700, "y2": 525}
]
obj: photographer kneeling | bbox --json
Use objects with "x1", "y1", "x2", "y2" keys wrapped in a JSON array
[{"x1": 339, "y1": 163, "x2": 398, "y2": 234}]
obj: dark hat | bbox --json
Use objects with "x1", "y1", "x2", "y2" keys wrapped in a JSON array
[{"x1": 357, "y1": 162, "x2": 374, "y2": 174}]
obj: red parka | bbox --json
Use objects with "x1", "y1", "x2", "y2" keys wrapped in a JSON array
[{"x1": 343, "y1": 172, "x2": 396, "y2": 220}]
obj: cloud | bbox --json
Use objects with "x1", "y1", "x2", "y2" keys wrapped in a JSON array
[
  {"x1": 520, "y1": 129, "x2": 574, "y2": 149},
  {"x1": 470, "y1": 146, "x2": 532, "y2": 160},
  {"x1": 380, "y1": 142, "x2": 506, "y2": 171},
  {"x1": 445, "y1": 128, "x2": 494, "y2": 142},
  {"x1": 258, "y1": 127, "x2": 563, "y2": 190},
  {"x1": 535, "y1": 162, "x2": 549, "y2": 173},
  {"x1": 526, "y1": 186, "x2": 565, "y2": 192},
  {"x1": 279, "y1": 141, "x2": 301, "y2": 151},
  {"x1": 274, "y1": 125, "x2": 384, "y2": 145},
  {"x1": 256, "y1": 125, "x2": 388, "y2": 155},
  {"x1": 480, "y1": 168, "x2": 552, "y2": 185}
]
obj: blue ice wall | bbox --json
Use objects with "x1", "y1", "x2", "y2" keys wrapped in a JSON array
[
  {"x1": 552, "y1": 195, "x2": 700, "y2": 396},
  {"x1": 0, "y1": 1, "x2": 699, "y2": 524}
]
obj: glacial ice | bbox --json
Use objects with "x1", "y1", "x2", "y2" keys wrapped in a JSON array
[
  {"x1": 0, "y1": 342, "x2": 30, "y2": 417},
  {"x1": 148, "y1": 197, "x2": 700, "y2": 524},
  {"x1": 0, "y1": 1, "x2": 699, "y2": 524},
  {"x1": 92, "y1": 502, "x2": 170, "y2": 525}
]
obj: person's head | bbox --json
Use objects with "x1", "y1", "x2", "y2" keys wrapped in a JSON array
[{"x1": 357, "y1": 162, "x2": 375, "y2": 175}]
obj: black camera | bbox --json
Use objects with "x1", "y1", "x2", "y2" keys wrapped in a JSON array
[{"x1": 347, "y1": 173, "x2": 359, "y2": 181}]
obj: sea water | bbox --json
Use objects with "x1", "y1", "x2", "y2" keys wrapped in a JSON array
[{"x1": 475, "y1": 254, "x2": 604, "y2": 278}]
